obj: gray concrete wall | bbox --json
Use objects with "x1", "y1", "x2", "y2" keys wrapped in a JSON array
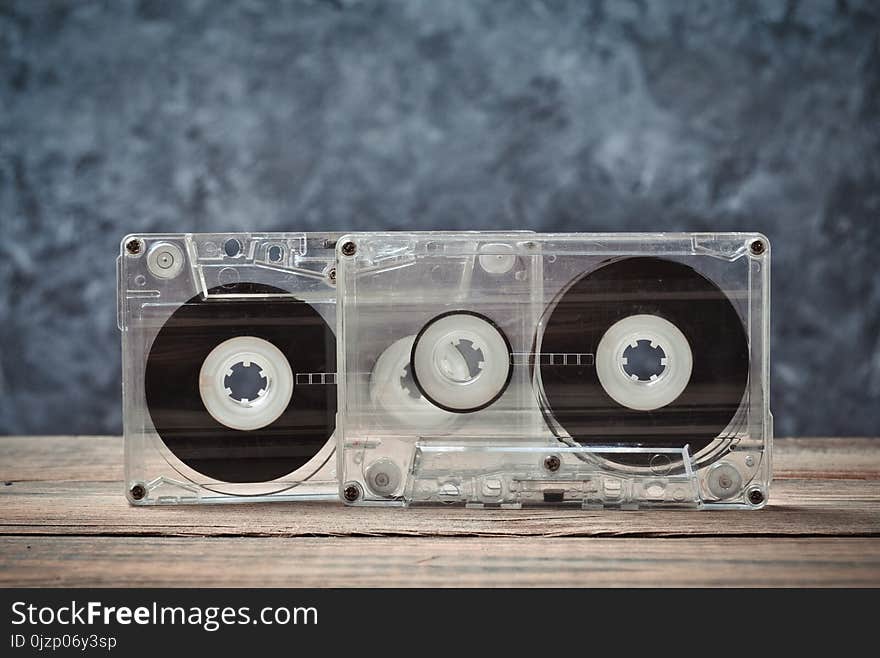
[{"x1": 1, "y1": 0, "x2": 878, "y2": 436}]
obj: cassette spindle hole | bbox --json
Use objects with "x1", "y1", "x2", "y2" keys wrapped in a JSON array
[
  {"x1": 224, "y1": 361, "x2": 269, "y2": 405},
  {"x1": 621, "y1": 339, "x2": 667, "y2": 382},
  {"x1": 595, "y1": 314, "x2": 693, "y2": 412},
  {"x1": 433, "y1": 338, "x2": 485, "y2": 385},
  {"x1": 412, "y1": 311, "x2": 512, "y2": 412},
  {"x1": 198, "y1": 336, "x2": 294, "y2": 432}
]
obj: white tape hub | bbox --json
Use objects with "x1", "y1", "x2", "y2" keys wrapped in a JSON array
[
  {"x1": 595, "y1": 314, "x2": 692, "y2": 411},
  {"x1": 370, "y1": 336, "x2": 456, "y2": 428},
  {"x1": 198, "y1": 336, "x2": 294, "y2": 431},
  {"x1": 412, "y1": 313, "x2": 511, "y2": 411}
]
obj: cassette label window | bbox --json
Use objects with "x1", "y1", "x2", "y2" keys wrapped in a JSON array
[{"x1": 335, "y1": 232, "x2": 771, "y2": 509}]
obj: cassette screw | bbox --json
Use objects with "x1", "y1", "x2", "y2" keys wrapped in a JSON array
[
  {"x1": 543, "y1": 455, "x2": 561, "y2": 472},
  {"x1": 749, "y1": 239, "x2": 766, "y2": 256},
  {"x1": 130, "y1": 484, "x2": 146, "y2": 501},
  {"x1": 748, "y1": 488, "x2": 765, "y2": 506},
  {"x1": 327, "y1": 268, "x2": 336, "y2": 283},
  {"x1": 343, "y1": 484, "x2": 361, "y2": 502},
  {"x1": 341, "y1": 241, "x2": 357, "y2": 257},
  {"x1": 125, "y1": 238, "x2": 143, "y2": 255}
]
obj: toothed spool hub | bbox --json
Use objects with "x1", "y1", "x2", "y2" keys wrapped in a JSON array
[
  {"x1": 198, "y1": 336, "x2": 294, "y2": 431},
  {"x1": 369, "y1": 336, "x2": 456, "y2": 429},
  {"x1": 410, "y1": 311, "x2": 513, "y2": 413},
  {"x1": 595, "y1": 314, "x2": 693, "y2": 411}
]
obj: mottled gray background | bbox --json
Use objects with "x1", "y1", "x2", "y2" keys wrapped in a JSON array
[{"x1": 1, "y1": 0, "x2": 878, "y2": 436}]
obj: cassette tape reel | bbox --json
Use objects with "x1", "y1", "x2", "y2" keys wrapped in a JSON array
[
  {"x1": 336, "y1": 232, "x2": 771, "y2": 509},
  {"x1": 119, "y1": 233, "x2": 339, "y2": 504}
]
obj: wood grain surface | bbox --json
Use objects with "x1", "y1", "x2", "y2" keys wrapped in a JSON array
[{"x1": 1, "y1": 437, "x2": 878, "y2": 587}]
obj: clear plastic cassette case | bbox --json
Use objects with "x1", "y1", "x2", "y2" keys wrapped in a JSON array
[
  {"x1": 119, "y1": 232, "x2": 339, "y2": 504},
  {"x1": 336, "y1": 232, "x2": 771, "y2": 509}
]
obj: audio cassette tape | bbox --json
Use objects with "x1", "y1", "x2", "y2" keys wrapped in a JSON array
[
  {"x1": 335, "y1": 232, "x2": 771, "y2": 509},
  {"x1": 119, "y1": 232, "x2": 339, "y2": 504}
]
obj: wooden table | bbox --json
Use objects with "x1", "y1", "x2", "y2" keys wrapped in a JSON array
[{"x1": 1, "y1": 437, "x2": 878, "y2": 587}]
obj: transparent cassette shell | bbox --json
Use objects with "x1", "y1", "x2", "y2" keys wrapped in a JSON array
[
  {"x1": 119, "y1": 232, "x2": 339, "y2": 505},
  {"x1": 336, "y1": 232, "x2": 771, "y2": 509}
]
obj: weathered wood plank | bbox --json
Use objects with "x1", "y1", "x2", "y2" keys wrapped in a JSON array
[
  {"x1": 2, "y1": 437, "x2": 878, "y2": 586},
  {"x1": 1, "y1": 477, "x2": 878, "y2": 538},
  {"x1": 1, "y1": 437, "x2": 878, "y2": 539},
  {"x1": 1, "y1": 536, "x2": 877, "y2": 587},
  {"x1": 0, "y1": 436, "x2": 124, "y2": 483},
  {"x1": 2, "y1": 436, "x2": 878, "y2": 482}
]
